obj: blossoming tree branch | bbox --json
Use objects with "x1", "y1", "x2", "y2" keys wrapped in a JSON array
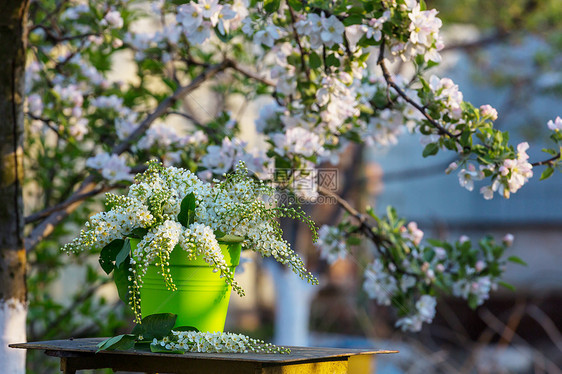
[{"x1": 22, "y1": 0, "x2": 562, "y2": 337}]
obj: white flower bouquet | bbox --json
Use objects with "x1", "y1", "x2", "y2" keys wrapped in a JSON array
[{"x1": 64, "y1": 160, "x2": 318, "y2": 323}]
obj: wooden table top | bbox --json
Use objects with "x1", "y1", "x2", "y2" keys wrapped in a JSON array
[{"x1": 10, "y1": 338, "x2": 397, "y2": 364}]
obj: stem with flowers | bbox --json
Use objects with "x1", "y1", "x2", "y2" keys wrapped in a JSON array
[{"x1": 317, "y1": 186, "x2": 524, "y2": 332}]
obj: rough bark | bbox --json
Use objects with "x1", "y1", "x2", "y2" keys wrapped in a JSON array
[{"x1": 0, "y1": 0, "x2": 30, "y2": 373}]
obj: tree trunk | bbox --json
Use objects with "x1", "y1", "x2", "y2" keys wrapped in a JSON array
[{"x1": 0, "y1": 1, "x2": 29, "y2": 373}]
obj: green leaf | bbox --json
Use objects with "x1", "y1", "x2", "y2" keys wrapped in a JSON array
[
  {"x1": 346, "y1": 237, "x2": 361, "y2": 245},
  {"x1": 136, "y1": 313, "x2": 177, "y2": 340},
  {"x1": 131, "y1": 323, "x2": 145, "y2": 337},
  {"x1": 309, "y1": 52, "x2": 322, "y2": 69},
  {"x1": 96, "y1": 334, "x2": 136, "y2": 352},
  {"x1": 129, "y1": 227, "x2": 148, "y2": 239},
  {"x1": 217, "y1": 234, "x2": 245, "y2": 243},
  {"x1": 177, "y1": 193, "x2": 196, "y2": 227},
  {"x1": 460, "y1": 130, "x2": 472, "y2": 148},
  {"x1": 422, "y1": 143, "x2": 439, "y2": 157},
  {"x1": 433, "y1": 277, "x2": 447, "y2": 291},
  {"x1": 116, "y1": 240, "x2": 131, "y2": 269},
  {"x1": 173, "y1": 326, "x2": 199, "y2": 332},
  {"x1": 287, "y1": 0, "x2": 302, "y2": 10},
  {"x1": 213, "y1": 230, "x2": 226, "y2": 239},
  {"x1": 498, "y1": 281, "x2": 516, "y2": 291},
  {"x1": 491, "y1": 245, "x2": 503, "y2": 260},
  {"x1": 343, "y1": 14, "x2": 363, "y2": 26},
  {"x1": 264, "y1": 0, "x2": 280, "y2": 13},
  {"x1": 162, "y1": 77, "x2": 178, "y2": 92},
  {"x1": 325, "y1": 54, "x2": 340, "y2": 67},
  {"x1": 133, "y1": 341, "x2": 152, "y2": 352},
  {"x1": 467, "y1": 294, "x2": 479, "y2": 310},
  {"x1": 286, "y1": 54, "x2": 301, "y2": 67},
  {"x1": 99, "y1": 239, "x2": 125, "y2": 275},
  {"x1": 214, "y1": 27, "x2": 233, "y2": 43},
  {"x1": 426, "y1": 60, "x2": 439, "y2": 69},
  {"x1": 540, "y1": 167, "x2": 554, "y2": 180},
  {"x1": 386, "y1": 206, "x2": 397, "y2": 222},
  {"x1": 422, "y1": 249, "x2": 435, "y2": 262},
  {"x1": 365, "y1": 206, "x2": 376, "y2": 219},
  {"x1": 114, "y1": 259, "x2": 133, "y2": 304},
  {"x1": 427, "y1": 239, "x2": 444, "y2": 247},
  {"x1": 542, "y1": 148, "x2": 558, "y2": 156},
  {"x1": 149, "y1": 343, "x2": 185, "y2": 354},
  {"x1": 507, "y1": 256, "x2": 527, "y2": 266}
]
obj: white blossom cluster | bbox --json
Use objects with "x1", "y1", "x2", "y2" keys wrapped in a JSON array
[
  {"x1": 400, "y1": 221, "x2": 424, "y2": 246},
  {"x1": 547, "y1": 116, "x2": 562, "y2": 131},
  {"x1": 200, "y1": 137, "x2": 272, "y2": 179},
  {"x1": 85, "y1": 152, "x2": 133, "y2": 184},
  {"x1": 242, "y1": 19, "x2": 283, "y2": 48},
  {"x1": 476, "y1": 142, "x2": 534, "y2": 200},
  {"x1": 429, "y1": 75, "x2": 464, "y2": 122},
  {"x1": 316, "y1": 74, "x2": 361, "y2": 133},
  {"x1": 315, "y1": 225, "x2": 348, "y2": 264},
  {"x1": 395, "y1": 295, "x2": 437, "y2": 332},
  {"x1": 314, "y1": 220, "x2": 440, "y2": 332},
  {"x1": 63, "y1": 195, "x2": 155, "y2": 253},
  {"x1": 153, "y1": 330, "x2": 290, "y2": 354},
  {"x1": 497, "y1": 142, "x2": 534, "y2": 197},
  {"x1": 294, "y1": 13, "x2": 345, "y2": 49},
  {"x1": 363, "y1": 259, "x2": 399, "y2": 306},
  {"x1": 364, "y1": 109, "x2": 407, "y2": 147},
  {"x1": 358, "y1": 223, "x2": 508, "y2": 332},
  {"x1": 272, "y1": 127, "x2": 324, "y2": 158},
  {"x1": 193, "y1": 164, "x2": 317, "y2": 284},
  {"x1": 136, "y1": 125, "x2": 209, "y2": 167},
  {"x1": 176, "y1": 0, "x2": 247, "y2": 44},
  {"x1": 64, "y1": 161, "x2": 316, "y2": 322},
  {"x1": 452, "y1": 274, "x2": 496, "y2": 306},
  {"x1": 401, "y1": 0, "x2": 444, "y2": 62}
]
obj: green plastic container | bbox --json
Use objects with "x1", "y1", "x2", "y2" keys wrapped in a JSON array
[{"x1": 130, "y1": 237, "x2": 242, "y2": 332}]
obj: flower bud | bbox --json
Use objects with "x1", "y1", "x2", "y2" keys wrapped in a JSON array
[
  {"x1": 475, "y1": 260, "x2": 485, "y2": 272},
  {"x1": 503, "y1": 233, "x2": 514, "y2": 247},
  {"x1": 480, "y1": 104, "x2": 498, "y2": 121}
]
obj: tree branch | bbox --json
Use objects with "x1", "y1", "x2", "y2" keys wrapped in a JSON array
[
  {"x1": 166, "y1": 110, "x2": 204, "y2": 127},
  {"x1": 111, "y1": 60, "x2": 231, "y2": 155},
  {"x1": 287, "y1": 4, "x2": 311, "y2": 80},
  {"x1": 526, "y1": 304, "x2": 562, "y2": 352},
  {"x1": 478, "y1": 308, "x2": 562, "y2": 374},
  {"x1": 226, "y1": 58, "x2": 275, "y2": 87},
  {"x1": 27, "y1": 112, "x2": 65, "y2": 138},
  {"x1": 29, "y1": 279, "x2": 111, "y2": 342},
  {"x1": 24, "y1": 185, "x2": 117, "y2": 224},
  {"x1": 318, "y1": 186, "x2": 367, "y2": 226},
  {"x1": 383, "y1": 159, "x2": 457, "y2": 182},
  {"x1": 377, "y1": 40, "x2": 455, "y2": 138},
  {"x1": 531, "y1": 152, "x2": 560, "y2": 167},
  {"x1": 317, "y1": 186, "x2": 418, "y2": 277},
  {"x1": 442, "y1": 31, "x2": 510, "y2": 52}
]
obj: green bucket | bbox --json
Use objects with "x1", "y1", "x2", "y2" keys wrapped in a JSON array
[{"x1": 130, "y1": 237, "x2": 242, "y2": 332}]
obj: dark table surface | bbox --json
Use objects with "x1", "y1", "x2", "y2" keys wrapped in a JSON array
[{"x1": 10, "y1": 338, "x2": 397, "y2": 364}]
